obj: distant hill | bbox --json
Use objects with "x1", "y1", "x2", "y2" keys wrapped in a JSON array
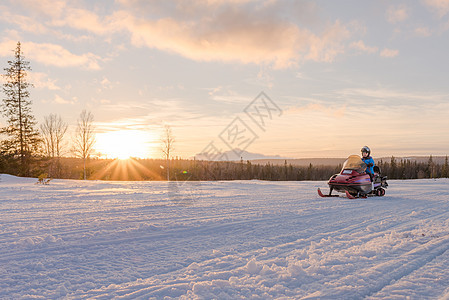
[
  {"x1": 250, "y1": 158, "x2": 346, "y2": 166},
  {"x1": 195, "y1": 149, "x2": 286, "y2": 161}
]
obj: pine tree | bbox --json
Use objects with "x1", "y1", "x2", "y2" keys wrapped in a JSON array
[
  {"x1": 1, "y1": 41, "x2": 40, "y2": 176},
  {"x1": 427, "y1": 155, "x2": 434, "y2": 178},
  {"x1": 390, "y1": 156, "x2": 397, "y2": 179},
  {"x1": 442, "y1": 155, "x2": 449, "y2": 178}
]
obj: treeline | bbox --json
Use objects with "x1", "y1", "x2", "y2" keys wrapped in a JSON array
[
  {"x1": 132, "y1": 156, "x2": 449, "y2": 181},
  {"x1": 0, "y1": 156, "x2": 340, "y2": 181},
  {"x1": 377, "y1": 156, "x2": 449, "y2": 180},
  {"x1": 2, "y1": 155, "x2": 447, "y2": 182},
  {"x1": 158, "y1": 155, "x2": 449, "y2": 181}
]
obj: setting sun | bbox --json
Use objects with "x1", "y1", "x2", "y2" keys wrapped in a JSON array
[{"x1": 96, "y1": 130, "x2": 155, "y2": 159}]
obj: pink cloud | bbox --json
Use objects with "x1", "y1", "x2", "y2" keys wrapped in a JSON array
[
  {"x1": 380, "y1": 48, "x2": 399, "y2": 58},
  {"x1": 350, "y1": 40, "x2": 378, "y2": 54},
  {"x1": 386, "y1": 4, "x2": 410, "y2": 23},
  {"x1": 4, "y1": 0, "x2": 353, "y2": 69},
  {"x1": 111, "y1": 9, "x2": 351, "y2": 68},
  {"x1": 0, "y1": 40, "x2": 101, "y2": 70},
  {"x1": 423, "y1": 0, "x2": 449, "y2": 18}
]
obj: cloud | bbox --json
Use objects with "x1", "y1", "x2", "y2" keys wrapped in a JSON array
[
  {"x1": 28, "y1": 72, "x2": 61, "y2": 90},
  {"x1": 286, "y1": 103, "x2": 347, "y2": 118},
  {"x1": 337, "y1": 87, "x2": 447, "y2": 106},
  {"x1": 0, "y1": 3, "x2": 103, "y2": 43},
  {"x1": 4, "y1": 0, "x2": 355, "y2": 69},
  {"x1": 414, "y1": 26, "x2": 432, "y2": 37},
  {"x1": 350, "y1": 40, "x2": 378, "y2": 54},
  {"x1": 111, "y1": 5, "x2": 351, "y2": 68},
  {"x1": 380, "y1": 48, "x2": 399, "y2": 58},
  {"x1": 13, "y1": 0, "x2": 67, "y2": 18},
  {"x1": 422, "y1": 0, "x2": 449, "y2": 18},
  {"x1": 94, "y1": 117, "x2": 155, "y2": 133},
  {"x1": 95, "y1": 98, "x2": 207, "y2": 128},
  {"x1": 29, "y1": 42, "x2": 101, "y2": 70},
  {"x1": 3, "y1": 40, "x2": 101, "y2": 69},
  {"x1": 207, "y1": 86, "x2": 250, "y2": 104},
  {"x1": 41, "y1": 94, "x2": 77, "y2": 105},
  {"x1": 49, "y1": 7, "x2": 117, "y2": 36},
  {"x1": 7, "y1": 0, "x2": 352, "y2": 69},
  {"x1": 54, "y1": 95, "x2": 77, "y2": 104},
  {"x1": 386, "y1": 4, "x2": 410, "y2": 23},
  {"x1": 0, "y1": 37, "x2": 101, "y2": 69},
  {"x1": 100, "y1": 77, "x2": 113, "y2": 89},
  {"x1": 92, "y1": 77, "x2": 116, "y2": 93},
  {"x1": 349, "y1": 41, "x2": 401, "y2": 59},
  {"x1": 0, "y1": 39, "x2": 20, "y2": 56},
  {"x1": 0, "y1": 9, "x2": 48, "y2": 34}
]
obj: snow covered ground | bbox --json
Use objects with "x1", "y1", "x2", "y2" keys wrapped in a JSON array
[{"x1": 1, "y1": 174, "x2": 449, "y2": 299}]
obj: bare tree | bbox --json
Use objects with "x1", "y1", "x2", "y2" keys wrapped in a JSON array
[
  {"x1": 41, "y1": 114, "x2": 68, "y2": 177},
  {"x1": 41, "y1": 114, "x2": 68, "y2": 157},
  {"x1": 73, "y1": 110, "x2": 95, "y2": 180},
  {"x1": 161, "y1": 125, "x2": 174, "y2": 181}
]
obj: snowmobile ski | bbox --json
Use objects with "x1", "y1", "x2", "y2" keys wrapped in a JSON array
[
  {"x1": 317, "y1": 188, "x2": 340, "y2": 197},
  {"x1": 345, "y1": 190, "x2": 367, "y2": 199}
]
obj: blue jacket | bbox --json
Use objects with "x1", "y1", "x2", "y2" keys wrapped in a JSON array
[{"x1": 362, "y1": 156, "x2": 375, "y2": 174}]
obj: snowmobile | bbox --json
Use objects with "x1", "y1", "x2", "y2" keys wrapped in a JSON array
[{"x1": 317, "y1": 155, "x2": 388, "y2": 199}]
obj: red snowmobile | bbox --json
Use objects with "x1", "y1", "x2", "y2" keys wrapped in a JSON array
[{"x1": 318, "y1": 155, "x2": 388, "y2": 199}]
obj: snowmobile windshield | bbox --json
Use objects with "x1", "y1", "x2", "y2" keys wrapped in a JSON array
[{"x1": 341, "y1": 155, "x2": 367, "y2": 173}]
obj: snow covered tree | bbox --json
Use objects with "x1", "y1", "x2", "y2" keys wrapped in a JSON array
[
  {"x1": 1, "y1": 41, "x2": 40, "y2": 176},
  {"x1": 73, "y1": 110, "x2": 96, "y2": 180}
]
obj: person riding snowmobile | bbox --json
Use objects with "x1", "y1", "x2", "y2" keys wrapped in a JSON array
[
  {"x1": 317, "y1": 146, "x2": 388, "y2": 198},
  {"x1": 361, "y1": 146, "x2": 375, "y2": 181}
]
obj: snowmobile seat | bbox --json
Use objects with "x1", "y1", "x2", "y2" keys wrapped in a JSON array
[{"x1": 373, "y1": 166, "x2": 381, "y2": 175}]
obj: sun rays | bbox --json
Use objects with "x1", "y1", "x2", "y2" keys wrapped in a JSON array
[
  {"x1": 81, "y1": 128, "x2": 165, "y2": 181},
  {"x1": 89, "y1": 158, "x2": 164, "y2": 181}
]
